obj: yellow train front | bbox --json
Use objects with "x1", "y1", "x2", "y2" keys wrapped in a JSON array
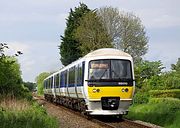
[{"x1": 84, "y1": 48, "x2": 135, "y2": 115}]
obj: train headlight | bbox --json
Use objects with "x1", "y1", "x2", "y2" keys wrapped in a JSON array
[
  {"x1": 122, "y1": 88, "x2": 125, "y2": 92},
  {"x1": 125, "y1": 88, "x2": 129, "y2": 92},
  {"x1": 96, "y1": 89, "x2": 100, "y2": 92},
  {"x1": 122, "y1": 88, "x2": 129, "y2": 92},
  {"x1": 92, "y1": 88, "x2": 97, "y2": 93},
  {"x1": 92, "y1": 88, "x2": 100, "y2": 93}
]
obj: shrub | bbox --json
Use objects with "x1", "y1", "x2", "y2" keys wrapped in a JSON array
[
  {"x1": 162, "y1": 71, "x2": 180, "y2": 89},
  {"x1": 133, "y1": 91, "x2": 149, "y2": 104},
  {"x1": 126, "y1": 98, "x2": 180, "y2": 128},
  {"x1": 0, "y1": 97, "x2": 59, "y2": 128},
  {"x1": 149, "y1": 89, "x2": 180, "y2": 99}
]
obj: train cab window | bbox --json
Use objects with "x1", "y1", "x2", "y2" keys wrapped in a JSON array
[
  {"x1": 89, "y1": 59, "x2": 132, "y2": 80},
  {"x1": 89, "y1": 60, "x2": 110, "y2": 80},
  {"x1": 111, "y1": 60, "x2": 132, "y2": 79}
]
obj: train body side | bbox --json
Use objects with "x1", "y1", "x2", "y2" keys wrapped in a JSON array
[{"x1": 43, "y1": 48, "x2": 135, "y2": 115}]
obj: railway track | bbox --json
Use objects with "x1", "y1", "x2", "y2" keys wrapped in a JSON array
[{"x1": 33, "y1": 95, "x2": 155, "y2": 128}]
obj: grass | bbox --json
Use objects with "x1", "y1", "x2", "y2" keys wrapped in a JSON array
[
  {"x1": 125, "y1": 98, "x2": 180, "y2": 128},
  {"x1": 0, "y1": 96, "x2": 59, "y2": 128}
]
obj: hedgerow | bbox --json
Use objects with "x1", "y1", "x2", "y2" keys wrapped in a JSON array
[{"x1": 149, "y1": 89, "x2": 180, "y2": 99}]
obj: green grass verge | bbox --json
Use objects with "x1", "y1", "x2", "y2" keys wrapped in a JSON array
[
  {"x1": 0, "y1": 98, "x2": 58, "y2": 128},
  {"x1": 125, "y1": 98, "x2": 180, "y2": 128}
]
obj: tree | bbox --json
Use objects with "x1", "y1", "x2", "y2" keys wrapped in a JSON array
[
  {"x1": 0, "y1": 56, "x2": 23, "y2": 95},
  {"x1": 23, "y1": 82, "x2": 36, "y2": 92},
  {"x1": 98, "y1": 7, "x2": 148, "y2": 63},
  {"x1": 97, "y1": 7, "x2": 121, "y2": 47},
  {"x1": 0, "y1": 43, "x2": 25, "y2": 97},
  {"x1": 35, "y1": 72, "x2": 50, "y2": 95},
  {"x1": 171, "y1": 58, "x2": 180, "y2": 72},
  {"x1": 74, "y1": 11, "x2": 113, "y2": 55},
  {"x1": 59, "y1": 3, "x2": 91, "y2": 66},
  {"x1": 134, "y1": 60, "x2": 164, "y2": 89}
]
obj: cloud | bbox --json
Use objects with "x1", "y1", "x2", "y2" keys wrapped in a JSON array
[
  {"x1": 136, "y1": 9, "x2": 180, "y2": 29},
  {"x1": 15, "y1": 41, "x2": 61, "y2": 82},
  {"x1": 144, "y1": 40, "x2": 180, "y2": 70}
]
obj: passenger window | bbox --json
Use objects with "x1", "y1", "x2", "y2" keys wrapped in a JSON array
[
  {"x1": 48, "y1": 79, "x2": 51, "y2": 89},
  {"x1": 55, "y1": 74, "x2": 59, "y2": 88},
  {"x1": 51, "y1": 77, "x2": 53, "y2": 88},
  {"x1": 60, "y1": 71, "x2": 67, "y2": 88},
  {"x1": 69, "y1": 67, "x2": 75, "y2": 87},
  {"x1": 64, "y1": 71, "x2": 67, "y2": 87}
]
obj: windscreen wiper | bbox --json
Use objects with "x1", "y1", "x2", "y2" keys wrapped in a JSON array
[{"x1": 99, "y1": 69, "x2": 108, "y2": 80}]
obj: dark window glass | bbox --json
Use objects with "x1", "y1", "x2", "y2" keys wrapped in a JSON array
[
  {"x1": 64, "y1": 70, "x2": 67, "y2": 86},
  {"x1": 89, "y1": 59, "x2": 132, "y2": 80},
  {"x1": 46, "y1": 80, "x2": 48, "y2": 89},
  {"x1": 48, "y1": 78, "x2": 51, "y2": 89},
  {"x1": 60, "y1": 71, "x2": 67, "y2": 88},
  {"x1": 51, "y1": 77, "x2": 53, "y2": 88},
  {"x1": 77, "y1": 62, "x2": 84, "y2": 86},
  {"x1": 45, "y1": 80, "x2": 47, "y2": 89},
  {"x1": 60, "y1": 72, "x2": 65, "y2": 88},
  {"x1": 89, "y1": 60, "x2": 110, "y2": 80},
  {"x1": 69, "y1": 67, "x2": 75, "y2": 87},
  {"x1": 55, "y1": 74, "x2": 59, "y2": 88},
  {"x1": 111, "y1": 60, "x2": 131, "y2": 79}
]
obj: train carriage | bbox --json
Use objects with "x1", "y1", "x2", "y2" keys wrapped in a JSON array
[{"x1": 44, "y1": 48, "x2": 135, "y2": 116}]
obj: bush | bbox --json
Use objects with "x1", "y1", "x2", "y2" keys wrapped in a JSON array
[
  {"x1": 149, "y1": 89, "x2": 180, "y2": 99},
  {"x1": 126, "y1": 98, "x2": 180, "y2": 128},
  {"x1": 162, "y1": 71, "x2": 180, "y2": 89},
  {"x1": 133, "y1": 91, "x2": 149, "y2": 104},
  {"x1": 0, "y1": 98, "x2": 59, "y2": 128}
]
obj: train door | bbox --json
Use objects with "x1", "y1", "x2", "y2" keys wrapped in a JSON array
[
  {"x1": 76, "y1": 62, "x2": 85, "y2": 98},
  {"x1": 52, "y1": 76, "x2": 56, "y2": 98},
  {"x1": 60, "y1": 71, "x2": 67, "y2": 96},
  {"x1": 54, "y1": 74, "x2": 60, "y2": 96}
]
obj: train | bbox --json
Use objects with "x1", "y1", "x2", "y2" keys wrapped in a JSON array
[{"x1": 43, "y1": 48, "x2": 135, "y2": 116}]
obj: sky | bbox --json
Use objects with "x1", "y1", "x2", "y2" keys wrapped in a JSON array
[{"x1": 0, "y1": 0, "x2": 180, "y2": 82}]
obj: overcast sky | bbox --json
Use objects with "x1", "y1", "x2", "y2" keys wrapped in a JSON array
[{"x1": 0, "y1": 0, "x2": 180, "y2": 82}]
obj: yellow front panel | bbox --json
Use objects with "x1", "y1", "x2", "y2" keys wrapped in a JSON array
[{"x1": 88, "y1": 86, "x2": 134, "y2": 99}]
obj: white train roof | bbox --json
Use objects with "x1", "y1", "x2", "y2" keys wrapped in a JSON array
[
  {"x1": 84, "y1": 48, "x2": 131, "y2": 58},
  {"x1": 44, "y1": 48, "x2": 132, "y2": 80}
]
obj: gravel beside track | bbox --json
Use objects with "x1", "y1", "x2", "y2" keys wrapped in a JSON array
[
  {"x1": 36, "y1": 98, "x2": 105, "y2": 128},
  {"x1": 34, "y1": 96, "x2": 162, "y2": 128}
]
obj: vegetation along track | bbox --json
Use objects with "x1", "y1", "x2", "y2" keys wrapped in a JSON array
[{"x1": 33, "y1": 95, "x2": 153, "y2": 128}]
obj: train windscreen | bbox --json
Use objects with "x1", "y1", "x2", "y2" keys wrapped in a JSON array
[{"x1": 89, "y1": 59, "x2": 132, "y2": 80}]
